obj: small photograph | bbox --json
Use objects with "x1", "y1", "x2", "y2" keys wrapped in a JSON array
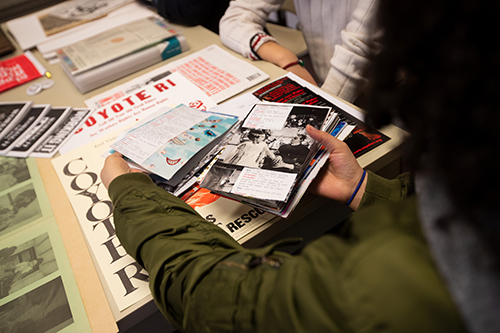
[
  {"x1": 218, "y1": 126, "x2": 313, "y2": 173},
  {"x1": 0, "y1": 183, "x2": 41, "y2": 236},
  {"x1": 0, "y1": 233, "x2": 58, "y2": 300},
  {"x1": 0, "y1": 158, "x2": 31, "y2": 193},
  {"x1": 0, "y1": 276, "x2": 73, "y2": 332},
  {"x1": 201, "y1": 164, "x2": 243, "y2": 192}
]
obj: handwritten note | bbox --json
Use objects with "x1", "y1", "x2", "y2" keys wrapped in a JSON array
[
  {"x1": 231, "y1": 168, "x2": 297, "y2": 201},
  {"x1": 242, "y1": 104, "x2": 292, "y2": 130}
]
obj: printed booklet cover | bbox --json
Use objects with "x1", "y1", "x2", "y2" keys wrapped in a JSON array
[{"x1": 109, "y1": 103, "x2": 239, "y2": 181}]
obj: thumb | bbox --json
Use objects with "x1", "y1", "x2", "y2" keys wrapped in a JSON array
[{"x1": 306, "y1": 125, "x2": 344, "y2": 152}]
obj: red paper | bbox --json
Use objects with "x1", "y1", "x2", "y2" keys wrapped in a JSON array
[{"x1": 0, "y1": 53, "x2": 42, "y2": 93}]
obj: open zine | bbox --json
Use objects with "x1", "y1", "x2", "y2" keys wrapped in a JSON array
[
  {"x1": 110, "y1": 104, "x2": 239, "y2": 182},
  {"x1": 199, "y1": 102, "x2": 338, "y2": 215}
]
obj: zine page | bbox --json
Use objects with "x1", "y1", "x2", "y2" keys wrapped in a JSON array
[
  {"x1": 6, "y1": 106, "x2": 70, "y2": 158},
  {"x1": 0, "y1": 105, "x2": 51, "y2": 155},
  {"x1": 30, "y1": 108, "x2": 91, "y2": 158},
  {"x1": 0, "y1": 102, "x2": 33, "y2": 139},
  {"x1": 110, "y1": 104, "x2": 238, "y2": 180},
  {"x1": 252, "y1": 74, "x2": 391, "y2": 157}
]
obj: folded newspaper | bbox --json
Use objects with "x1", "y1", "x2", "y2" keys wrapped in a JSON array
[{"x1": 199, "y1": 102, "x2": 341, "y2": 217}]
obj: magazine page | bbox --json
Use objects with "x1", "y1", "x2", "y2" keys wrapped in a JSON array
[
  {"x1": 110, "y1": 104, "x2": 238, "y2": 180},
  {"x1": 84, "y1": 44, "x2": 269, "y2": 106},
  {"x1": 58, "y1": 17, "x2": 179, "y2": 75},
  {"x1": 0, "y1": 157, "x2": 91, "y2": 332},
  {"x1": 201, "y1": 103, "x2": 331, "y2": 202},
  {"x1": 58, "y1": 71, "x2": 216, "y2": 155}
]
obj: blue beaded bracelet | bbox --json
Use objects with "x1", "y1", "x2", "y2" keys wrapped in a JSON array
[{"x1": 346, "y1": 170, "x2": 366, "y2": 206}]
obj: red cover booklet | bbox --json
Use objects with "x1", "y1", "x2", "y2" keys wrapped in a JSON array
[{"x1": 0, "y1": 52, "x2": 44, "y2": 93}]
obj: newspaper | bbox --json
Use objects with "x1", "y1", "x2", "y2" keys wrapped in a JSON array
[
  {"x1": 57, "y1": 17, "x2": 179, "y2": 75},
  {"x1": 0, "y1": 157, "x2": 91, "y2": 331},
  {"x1": 85, "y1": 44, "x2": 269, "y2": 106}
]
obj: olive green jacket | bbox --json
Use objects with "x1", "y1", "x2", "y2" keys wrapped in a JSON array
[{"x1": 109, "y1": 171, "x2": 466, "y2": 333}]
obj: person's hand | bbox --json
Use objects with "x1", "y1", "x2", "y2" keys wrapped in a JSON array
[
  {"x1": 306, "y1": 125, "x2": 367, "y2": 211},
  {"x1": 100, "y1": 152, "x2": 142, "y2": 189}
]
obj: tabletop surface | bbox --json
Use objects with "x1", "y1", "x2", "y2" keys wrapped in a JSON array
[{"x1": 1, "y1": 18, "x2": 407, "y2": 332}]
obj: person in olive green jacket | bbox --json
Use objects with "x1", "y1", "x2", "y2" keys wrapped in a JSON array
[{"x1": 101, "y1": 0, "x2": 500, "y2": 331}]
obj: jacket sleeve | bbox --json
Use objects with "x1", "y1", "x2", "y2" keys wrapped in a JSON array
[
  {"x1": 109, "y1": 173, "x2": 296, "y2": 331},
  {"x1": 109, "y1": 172, "x2": 464, "y2": 333},
  {"x1": 219, "y1": 0, "x2": 281, "y2": 59},
  {"x1": 109, "y1": 173, "x2": 358, "y2": 333},
  {"x1": 358, "y1": 171, "x2": 412, "y2": 210},
  {"x1": 321, "y1": 0, "x2": 381, "y2": 103}
]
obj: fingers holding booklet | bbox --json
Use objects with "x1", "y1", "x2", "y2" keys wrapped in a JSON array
[{"x1": 199, "y1": 102, "x2": 342, "y2": 217}]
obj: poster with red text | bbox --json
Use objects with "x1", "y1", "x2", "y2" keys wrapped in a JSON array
[{"x1": 58, "y1": 71, "x2": 216, "y2": 155}]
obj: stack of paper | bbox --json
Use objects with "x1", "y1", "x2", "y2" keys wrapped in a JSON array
[
  {"x1": 199, "y1": 102, "x2": 340, "y2": 218},
  {"x1": 57, "y1": 16, "x2": 189, "y2": 93}
]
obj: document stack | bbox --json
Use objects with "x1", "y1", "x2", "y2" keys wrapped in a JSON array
[
  {"x1": 199, "y1": 102, "x2": 341, "y2": 218},
  {"x1": 57, "y1": 16, "x2": 188, "y2": 94}
]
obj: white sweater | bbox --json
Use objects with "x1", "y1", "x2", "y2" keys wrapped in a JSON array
[{"x1": 219, "y1": 0, "x2": 379, "y2": 103}]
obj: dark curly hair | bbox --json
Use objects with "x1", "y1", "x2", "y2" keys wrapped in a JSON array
[{"x1": 364, "y1": 0, "x2": 500, "y2": 214}]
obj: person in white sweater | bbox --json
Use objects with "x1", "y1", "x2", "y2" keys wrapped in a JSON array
[{"x1": 219, "y1": 0, "x2": 379, "y2": 103}]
